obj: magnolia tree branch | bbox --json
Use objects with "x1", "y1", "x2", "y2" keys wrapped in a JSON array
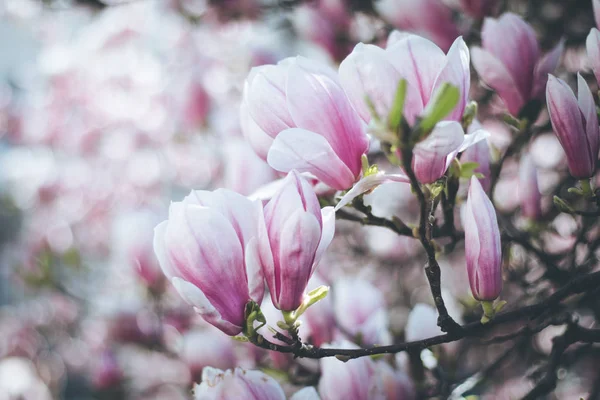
[
  {"x1": 396, "y1": 130, "x2": 462, "y2": 334},
  {"x1": 249, "y1": 270, "x2": 600, "y2": 360}
]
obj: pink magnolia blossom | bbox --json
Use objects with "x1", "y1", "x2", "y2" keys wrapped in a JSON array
[
  {"x1": 193, "y1": 367, "x2": 285, "y2": 400},
  {"x1": 153, "y1": 189, "x2": 265, "y2": 335},
  {"x1": 332, "y1": 278, "x2": 391, "y2": 345},
  {"x1": 518, "y1": 154, "x2": 543, "y2": 220},
  {"x1": 463, "y1": 176, "x2": 502, "y2": 301},
  {"x1": 373, "y1": 0, "x2": 460, "y2": 51},
  {"x1": 339, "y1": 34, "x2": 470, "y2": 126},
  {"x1": 546, "y1": 74, "x2": 599, "y2": 179},
  {"x1": 241, "y1": 57, "x2": 369, "y2": 190},
  {"x1": 471, "y1": 13, "x2": 563, "y2": 116},
  {"x1": 258, "y1": 171, "x2": 335, "y2": 311},
  {"x1": 319, "y1": 341, "x2": 386, "y2": 400}
]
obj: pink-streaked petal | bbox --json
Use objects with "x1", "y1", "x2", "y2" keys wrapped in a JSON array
[
  {"x1": 314, "y1": 206, "x2": 336, "y2": 266},
  {"x1": 245, "y1": 236, "x2": 266, "y2": 304},
  {"x1": 339, "y1": 43, "x2": 400, "y2": 123},
  {"x1": 182, "y1": 189, "x2": 259, "y2": 252},
  {"x1": 594, "y1": 0, "x2": 600, "y2": 29},
  {"x1": 165, "y1": 204, "x2": 248, "y2": 325},
  {"x1": 386, "y1": 35, "x2": 446, "y2": 109},
  {"x1": 267, "y1": 128, "x2": 357, "y2": 190},
  {"x1": 471, "y1": 47, "x2": 525, "y2": 116},
  {"x1": 546, "y1": 74, "x2": 593, "y2": 178},
  {"x1": 532, "y1": 39, "x2": 564, "y2": 99},
  {"x1": 256, "y1": 203, "x2": 276, "y2": 307},
  {"x1": 246, "y1": 64, "x2": 295, "y2": 137},
  {"x1": 172, "y1": 277, "x2": 242, "y2": 336},
  {"x1": 432, "y1": 36, "x2": 471, "y2": 121},
  {"x1": 275, "y1": 210, "x2": 322, "y2": 310},
  {"x1": 286, "y1": 57, "x2": 368, "y2": 176},
  {"x1": 577, "y1": 73, "x2": 600, "y2": 160}
]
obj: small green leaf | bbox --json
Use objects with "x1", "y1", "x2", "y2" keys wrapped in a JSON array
[
  {"x1": 459, "y1": 161, "x2": 481, "y2": 178},
  {"x1": 388, "y1": 79, "x2": 408, "y2": 133},
  {"x1": 418, "y1": 83, "x2": 460, "y2": 136}
]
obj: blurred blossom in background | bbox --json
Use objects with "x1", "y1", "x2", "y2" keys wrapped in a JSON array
[{"x1": 0, "y1": 0, "x2": 598, "y2": 399}]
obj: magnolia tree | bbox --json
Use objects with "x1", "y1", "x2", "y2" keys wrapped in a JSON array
[{"x1": 1, "y1": 0, "x2": 600, "y2": 399}]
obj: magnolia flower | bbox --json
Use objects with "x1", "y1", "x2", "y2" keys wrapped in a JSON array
[
  {"x1": 193, "y1": 367, "x2": 285, "y2": 400},
  {"x1": 463, "y1": 176, "x2": 502, "y2": 301},
  {"x1": 258, "y1": 171, "x2": 335, "y2": 311},
  {"x1": 339, "y1": 34, "x2": 470, "y2": 126},
  {"x1": 373, "y1": 0, "x2": 460, "y2": 51},
  {"x1": 153, "y1": 189, "x2": 264, "y2": 335},
  {"x1": 319, "y1": 341, "x2": 386, "y2": 400},
  {"x1": 241, "y1": 57, "x2": 369, "y2": 190},
  {"x1": 333, "y1": 278, "x2": 391, "y2": 345},
  {"x1": 546, "y1": 74, "x2": 599, "y2": 179},
  {"x1": 471, "y1": 13, "x2": 563, "y2": 116}
]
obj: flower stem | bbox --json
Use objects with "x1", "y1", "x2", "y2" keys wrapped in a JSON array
[{"x1": 580, "y1": 179, "x2": 593, "y2": 198}]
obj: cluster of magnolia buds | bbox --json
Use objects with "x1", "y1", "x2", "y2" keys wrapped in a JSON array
[{"x1": 154, "y1": 28, "x2": 513, "y2": 339}]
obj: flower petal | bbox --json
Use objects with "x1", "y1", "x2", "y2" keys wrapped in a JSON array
[
  {"x1": 432, "y1": 36, "x2": 471, "y2": 121},
  {"x1": 471, "y1": 47, "x2": 525, "y2": 115},
  {"x1": 275, "y1": 210, "x2": 322, "y2": 310},
  {"x1": 172, "y1": 277, "x2": 242, "y2": 336},
  {"x1": 267, "y1": 128, "x2": 357, "y2": 190}
]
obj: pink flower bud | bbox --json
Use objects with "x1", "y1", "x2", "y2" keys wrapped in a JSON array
[
  {"x1": 374, "y1": 0, "x2": 460, "y2": 52},
  {"x1": 319, "y1": 341, "x2": 386, "y2": 400},
  {"x1": 471, "y1": 13, "x2": 563, "y2": 116},
  {"x1": 546, "y1": 74, "x2": 599, "y2": 179},
  {"x1": 153, "y1": 189, "x2": 265, "y2": 336},
  {"x1": 339, "y1": 35, "x2": 470, "y2": 126},
  {"x1": 586, "y1": 28, "x2": 600, "y2": 85},
  {"x1": 518, "y1": 154, "x2": 543, "y2": 220},
  {"x1": 463, "y1": 176, "x2": 502, "y2": 301},
  {"x1": 258, "y1": 171, "x2": 335, "y2": 311},
  {"x1": 241, "y1": 57, "x2": 369, "y2": 190},
  {"x1": 333, "y1": 278, "x2": 391, "y2": 345},
  {"x1": 193, "y1": 367, "x2": 285, "y2": 400}
]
